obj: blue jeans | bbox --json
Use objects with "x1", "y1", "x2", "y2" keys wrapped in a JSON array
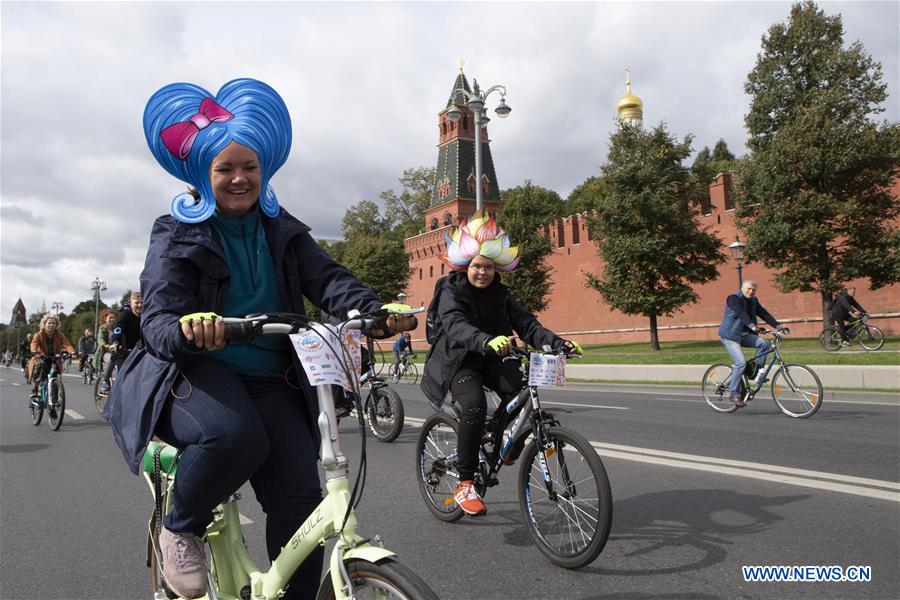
[
  {"x1": 155, "y1": 357, "x2": 323, "y2": 600},
  {"x1": 720, "y1": 334, "x2": 770, "y2": 396}
]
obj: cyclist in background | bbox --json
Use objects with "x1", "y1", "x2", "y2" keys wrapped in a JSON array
[
  {"x1": 77, "y1": 328, "x2": 97, "y2": 373},
  {"x1": 391, "y1": 332, "x2": 414, "y2": 378},
  {"x1": 718, "y1": 279, "x2": 787, "y2": 407},
  {"x1": 830, "y1": 286, "x2": 866, "y2": 346},
  {"x1": 422, "y1": 210, "x2": 582, "y2": 516},
  {"x1": 95, "y1": 309, "x2": 121, "y2": 393},
  {"x1": 19, "y1": 333, "x2": 32, "y2": 373},
  {"x1": 28, "y1": 314, "x2": 75, "y2": 403},
  {"x1": 117, "y1": 292, "x2": 144, "y2": 351}
]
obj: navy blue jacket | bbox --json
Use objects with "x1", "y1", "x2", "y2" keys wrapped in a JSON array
[
  {"x1": 717, "y1": 291, "x2": 780, "y2": 342},
  {"x1": 104, "y1": 207, "x2": 382, "y2": 474}
]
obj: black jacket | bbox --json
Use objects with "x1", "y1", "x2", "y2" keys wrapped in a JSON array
[
  {"x1": 421, "y1": 271, "x2": 563, "y2": 406},
  {"x1": 117, "y1": 307, "x2": 142, "y2": 351},
  {"x1": 831, "y1": 292, "x2": 865, "y2": 320}
]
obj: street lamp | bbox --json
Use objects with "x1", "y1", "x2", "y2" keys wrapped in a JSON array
[
  {"x1": 90, "y1": 277, "x2": 107, "y2": 335},
  {"x1": 50, "y1": 301, "x2": 64, "y2": 316},
  {"x1": 396, "y1": 292, "x2": 407, "y2": 305},
  {"x1": 728, "y1": 236, "x2": 747, "y2": 287},
  {"x1": 446, "y1": 78, "x2": 511, "y2": 212}
]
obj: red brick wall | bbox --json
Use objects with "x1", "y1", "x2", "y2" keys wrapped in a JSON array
[{"x1": 402, "y1": 174, "x2": 900, "y2": 346}]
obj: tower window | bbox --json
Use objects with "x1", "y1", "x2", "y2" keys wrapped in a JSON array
[
  {"x1": 443, "y1": 212, "x2": 452, "y2": 226},
  {"x1": 431, "y1": 217, "x2": 439, "y2": 230},
  {"x1": 429, "y1": 265, "x2": 433, "y2": 278}
]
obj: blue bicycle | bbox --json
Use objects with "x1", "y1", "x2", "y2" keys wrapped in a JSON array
[
  {"x1": 30, "y1": 353, "x2": 67, "y2": 430},
  {"x1": 702, "y1": 329, "x2": 823, "y2": 418}
]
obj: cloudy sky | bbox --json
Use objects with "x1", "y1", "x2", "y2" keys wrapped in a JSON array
[{"x1": 2, "y1": 0, "x2": 897, "y2": 321}]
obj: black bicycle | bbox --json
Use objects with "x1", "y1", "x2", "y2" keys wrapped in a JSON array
[
  {"x1": 819, "y1": 314, "x2": 885, "y2": 351},
  {"x1": 415, "y1": 345, "x2": 612, "y2": 569},
  {"x1": 337, "y1": 334, "x2": 406, "y2": 443},
  {"x1": 389, "y1": 350, "x2": 418, "y2": 385},
  {"x1": 81, "y1": 353, "x2": 95, "y2": 385}
]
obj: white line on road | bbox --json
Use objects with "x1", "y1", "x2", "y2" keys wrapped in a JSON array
[
  {"x1": 11, "y1": 382, "x2": 21, "y2": 386},
  {"x1": 559, "y1": 385, "x2": 900, "y2": 406},
  {"x1": 65, "y1": 409, "x2": 85, "y2": 420},
  {"x1": 403, "y1": 416, "x2": 900, "y2": 502}
]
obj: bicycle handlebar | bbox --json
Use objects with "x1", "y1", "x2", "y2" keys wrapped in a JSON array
[{"x1": 221, "y1": 309, "x2": 422, "y2": 344}]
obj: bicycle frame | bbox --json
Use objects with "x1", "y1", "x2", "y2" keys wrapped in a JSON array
[{"x1": 34, "y1": 356, "x2": 63, "y2": 409}]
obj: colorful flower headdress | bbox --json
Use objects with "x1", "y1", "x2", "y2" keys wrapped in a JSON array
[
  {"x1": 439, "y1": 210, "x2": 520, "y2": 272},
  {"x1": 143, "y1": 78, "x2": 292, "y2": 223}
]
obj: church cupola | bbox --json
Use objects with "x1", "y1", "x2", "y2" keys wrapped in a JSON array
[{"x1": 617, "y1": 69, "x2": 644, "y2": 128}]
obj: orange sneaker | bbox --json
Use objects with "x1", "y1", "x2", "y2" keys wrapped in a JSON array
[{"x1": 454, "y1": 480, "x2": 486, "y2": 516}]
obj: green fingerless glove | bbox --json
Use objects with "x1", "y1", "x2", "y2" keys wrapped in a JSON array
[
  {"x1": 380, "y1": 303, "x2": 412, "y2": 313},
  {"x1": 485, "y1": 335, "x2": 511, "y2": 353},
  {"x1": 569, "y1": 340, "x2": 584, "y2": 355},
  {"x1": 179, "y1": 312, "x2": 220, "y2": 324}
]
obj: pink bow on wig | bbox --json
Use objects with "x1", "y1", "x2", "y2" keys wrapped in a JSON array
[{"x1": 160, "y1": 98, "x2": 234, "y2": 160}]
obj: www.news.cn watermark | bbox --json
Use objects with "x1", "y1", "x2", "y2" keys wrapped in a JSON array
[{"x1": 742, "y1": 565, "x2": 872, "y2": 583}]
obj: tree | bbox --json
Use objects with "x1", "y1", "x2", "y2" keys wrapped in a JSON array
[
  {"x1": 739, "y1": 0, "x2": 900, "y2": 322},
  {"x1": 711, "y1": 139, "x2": 735, "y2": 162},
  {"x1": 587, "y1": 123, "x2": 726, "y2": 350},
  {"x1": 341, "y1": 200, "x2": 392, "y2": 240},
  {"x1": 71, "y1": 298, "x2": 106, "y2": 315},
  {"x1": 691, "y1": 140, "x2": 739, "y2": 211},
  {"x1": 380, "y1": 167, "x2": 435, "y2": 240},
  {"x1": 566, "y1": 176, "x2": 609, "y2": 215},
  {"x1": 498, "y1": 181, "x2": 566, "y2": 313},
  {"x1": 340, "y1": 236, "x2": 411, "y2": 302}
]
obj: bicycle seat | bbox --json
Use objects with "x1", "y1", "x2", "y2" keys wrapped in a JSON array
[{"x1": 142, "y1": 441, "x2": 179, "y2": 476}]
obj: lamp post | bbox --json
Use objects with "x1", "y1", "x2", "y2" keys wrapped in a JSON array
[
  {"x1": 50, "y1": 301, "x2": 64, "y2": 316},
  {"x1": 728, "y1": 236, "x2": 747, "y2": 287},
  {"x1": 446, "y1": 78, "x2": 511, "y2": 212},
  {"x1": 90, "y1": 277, "x2": 107, "y2": 335},
  {"x1": 396, "y1": 292, "x2": 407, "y2": 305}
]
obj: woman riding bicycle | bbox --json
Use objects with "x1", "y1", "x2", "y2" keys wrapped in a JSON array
[
  {"x1": 28, "y1": 314, "x2": 75, "y2": 402},
  {"x1": 94, "y1": 309, "x2": 122, "y2": 391},
  {"x1": 104, "y1": 79, "x2": 414, "y2": 600},
  {"x1": 421, "y1": 210, "x2": 582, "y2": 516}
]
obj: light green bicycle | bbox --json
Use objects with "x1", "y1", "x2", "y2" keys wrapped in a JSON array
[{"x1": 143, "y1": 309, "x2": 437, "y2": 600}]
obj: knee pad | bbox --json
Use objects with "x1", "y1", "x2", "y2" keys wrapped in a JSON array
[{"x1": 460, "y1": 405, "x2": 484, "y2": 427}]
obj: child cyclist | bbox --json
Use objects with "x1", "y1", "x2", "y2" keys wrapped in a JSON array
[{"x1": 421, "y1": 210, "x2": 582, "y2": 516}]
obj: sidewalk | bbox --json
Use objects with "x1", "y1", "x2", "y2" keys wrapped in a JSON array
[{"x1": 566, "y1": 363, "x2": 900, "y2": 391}]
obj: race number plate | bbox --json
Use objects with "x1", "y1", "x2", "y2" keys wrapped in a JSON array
[
  {"x1": 290, "y1": 325, "x2": 361, "y2": 392},
  {"x1": 527, "y1": 352, "x2": 566, "y2": 387}
]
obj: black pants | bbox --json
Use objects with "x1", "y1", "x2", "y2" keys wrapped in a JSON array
[
  {"x1": 450, "y1": 356, "x2": 526, "y2": 482},
  {"x1": 834, "y1": 316, "x2": 851, "y2": 342}
]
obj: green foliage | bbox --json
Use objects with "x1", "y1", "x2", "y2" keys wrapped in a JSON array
[
  {"x1": 587, "y1": 123, "x2": 726, "y2": 350},
  {"x1": 566, "y1": 176, "x2": 609, "y2": 214},
  {"x1": 691, "y1": 140, "x2": 739, "y2": 210},
  {"x1": 341, "y1": 200, "x2": 392, "y2": 240},
  {"x1": 498, "y1": 181, "x2": 565, "y2": 313},
  {"x1": 380, "y1": 167, "x2": 436, "y2": 240},
  {"x1": 711, "y1": 139, "x2": 735, "y2": 162},
  {"x1": 340, "y1": 235, "x2": 412, "y2": 303},
  {"x1": 739, "y1": 0, "x2": 900, "y2": 318},
  {"x1": 71, "y1": 298, "x2": 107, "y2": 315}
]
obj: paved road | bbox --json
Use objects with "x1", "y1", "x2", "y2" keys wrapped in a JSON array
[{"x1": 1, "y1": 366, "x2": 898, "y2": 599}]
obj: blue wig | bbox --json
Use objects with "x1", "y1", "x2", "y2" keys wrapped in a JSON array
[{"x1": 143, "y1": 78, "x2": 292, "y2": 223}]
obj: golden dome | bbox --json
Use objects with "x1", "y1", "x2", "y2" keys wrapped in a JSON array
[{"x1": 617, "y1": 70, "x2": 643, "y2": 113}]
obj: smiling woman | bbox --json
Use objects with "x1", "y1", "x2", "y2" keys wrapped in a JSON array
[{"x1": 208, "y1": 141, "x2": 261, "y2": 218}]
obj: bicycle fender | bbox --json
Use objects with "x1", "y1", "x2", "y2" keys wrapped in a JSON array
[{"x1": 342, "y1": 544, "x2": 396, "y2": 564}]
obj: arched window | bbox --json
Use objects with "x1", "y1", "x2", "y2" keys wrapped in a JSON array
[
  {"x1": 440, "y1": 264, "x2": 445, "y2": 275},
  {"x1": 419, "y1": 268, "x2": 422, "y2": 280},
  {"x1": 467, "y1": 174, "x2": 476, "y2": 193},
  {"x1": 431, "y1": 217, "x2": 439, "y2": 230},
  {"x1": 429, "y1": 265, "x2": 433, "y2": 278},
  {"x1": 443, "y1": 212, "x2": 452, "y2": 226}
]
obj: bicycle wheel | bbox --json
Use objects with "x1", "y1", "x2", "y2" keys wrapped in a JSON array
[
  {"x1": 48, "y1": 378, "x2": 66, "y2": 431},
  {"x1": 316, "y1": 558, "x2": 439, "y2": 600},
  {"x1": 31, "y1": 391, "x2": 44, "y2": 426},
  {"x1": 819, "y1": 328, "x2": 842, "y2": 351},
  {"x1": 858, "y1": 326, "x2": 885, "y2": 351},
  {"x1": 365, "y1": 385, "x2": 405, "y2": 443},
  {"x1": 701, "y1": 363, "x2": 739, "y2": 413},
  {"x1": 406, "y1": 362, "x2": 419, "y2": 385},
  {"x1": 94, "y1": 378, "x2": 107, "y2": 415},
  {"x1": 771, "y1": 363, "x2": 823, "y2": 418},
  {"x1": 518, "y1": 426, "x2": 612, "y2": 569},
  {"x1": 415, "y1": 413, "x2": 464, "y2": 522}
]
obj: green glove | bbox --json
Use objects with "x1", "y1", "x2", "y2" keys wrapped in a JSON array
[
  {"x1": 179, "y1": 312, "x2": 220, "y2": 324},
  {"x1": 381, "y1": 303, "x2": 412, "y2": 313},
  {"x1": 485, "y1": 335, "x2": 512, "y2": 353},
  {"x1": 566, "y1": 340, "x2": 584, "y2": 355}
]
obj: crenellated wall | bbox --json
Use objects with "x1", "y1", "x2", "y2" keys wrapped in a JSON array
[{"x1": 402, "y1": 174, "x2": 900, "y2": 346}]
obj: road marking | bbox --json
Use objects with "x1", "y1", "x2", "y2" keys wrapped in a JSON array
[
  {"x1": 403, "y1": 416, "x2": 899, "y2": 502},
  {"x1": 542, "y1": 401, "x2": 629, "y2": 410},
  {"x1": 11, "y1": 382, "x2": 21, "y2": 386},
  {"x1": 239, "y1": 513, "x2": 254, "y2": 525},
  {"x1": 554, "y1": 386, "x2": 900, "y2": 407},
  {"x1": 65, "y1": 409, "x2": 85, "y2": 420}
]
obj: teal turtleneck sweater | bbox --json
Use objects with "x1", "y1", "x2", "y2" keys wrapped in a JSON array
[{"x1": 209, "y1": 206, "x2": 289, "y2": 379}]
